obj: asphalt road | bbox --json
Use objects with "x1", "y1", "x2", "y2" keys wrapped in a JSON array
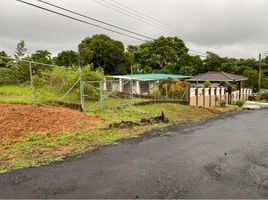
[{"x1": 1, "y1": 109, "x2": 268, "y2": 198}]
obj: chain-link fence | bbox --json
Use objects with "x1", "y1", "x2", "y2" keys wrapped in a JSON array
[
  {"x1": 0, "y1": 56, "x2": 189, "y2": 112},
  {"x1": 0, "y1": 56, "x2": 82, "y2": 109},
  {"x1": 83, "y1": 79, "x2": 189, "y2": 112}
]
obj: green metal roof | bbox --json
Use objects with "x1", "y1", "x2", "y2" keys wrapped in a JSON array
[{"x1": 109, "y1": 74, "x2": 192, "y2": 81}]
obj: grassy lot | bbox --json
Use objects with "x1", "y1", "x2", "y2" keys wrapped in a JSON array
[
  {"x1": 0, "y1": 84, "x2": 146, "y2": 109},
  {"x1": 0, "y1": 102, "x2": 239, "y2": 174}
]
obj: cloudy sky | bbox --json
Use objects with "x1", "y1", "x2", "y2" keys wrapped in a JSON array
[{"x1": 1, "y1": 0, "x2": 268, "y2": 59}]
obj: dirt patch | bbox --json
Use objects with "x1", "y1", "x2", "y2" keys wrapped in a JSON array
[{"x1": 0, "y1": 104, "x2": 100, "y2": 139}]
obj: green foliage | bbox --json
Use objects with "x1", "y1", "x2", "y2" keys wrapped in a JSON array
[
  {"x1": 14, "y1": 40, "x2": 27, "y2": 59},
  {"x1": 0, "y1": 51, "x2": 9, "y2": 67},
  {"x1": 54, "y1": 50, "x2": 79, "y2": 67},
  {"x1": 235, "y1": 99, "x2": 246, "y2": 107},
  {"x1": 178, "y1": 66, "x2": 196, "y2": 76},
  {"x1": 82, "y1": 65, "x2": 105, "y2": 99},
  {"x1": 248, "y1": 95, "x2": 263, "y2": 102},
  {"x1": 134, "y1": 36, "x2": 188, "y2": 70},
  {"x1": 31, "y1": 50, "x2": 52, "y2": 65},
  {"x1": 32, "y1": 64, "x2": 105, "y2": 101},
  {"x1": 0, "y1": 68, "x2": 19, "y2": 85},
  {"x1": 219, "y1": 100, "x2": 227, "y2": 107},
  {"x1": 261, "y1": 93, "x2": 268, "y2": 101},
  {"x1": 78, "y1": 34, "x2": 128, "y2": 74},
  {"x1": 151, "y1": 87, "x2": 162, "y2": 99},
  {"x1": 204, "y1": 80, "x2": 212, "y2": 88}
]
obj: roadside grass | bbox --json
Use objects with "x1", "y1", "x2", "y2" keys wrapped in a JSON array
[
  {"x1": 0, "y1": 85, "x2": 240, "y2": 173},
  {"x1": 0, "y1": 102, "x2": 238, "y2": 173}
]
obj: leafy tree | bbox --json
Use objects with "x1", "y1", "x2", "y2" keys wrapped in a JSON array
[
  {"x1": 0, "y1": 51, "x2": 9, "y2": 67},
  {"x1": 14, "y1": 40, "x2": 27, "y2": 59},
  {"x1": 78, "y1": 34, "x2": 127, "y2": 74},
  {"x1": 179, "y1": 66, "x2": 196, "y2": 76},
  {"x1": 202, "y1": 52, "x2": 223, "y2": 72},
  {"x1": 31, "y1": 50, "x2": 52, "y2": 64},
  {"x1": 134, "y1": 36, "x2": 188, "y2": 70},
  {"x1": 54, "y1": 50, "x2": 79, "y2": 67}
]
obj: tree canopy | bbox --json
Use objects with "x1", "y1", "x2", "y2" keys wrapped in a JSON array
[
  {"x1": 54, "y1": 50, "x2": 79, "y2": 67},
  {"x1": 78, "y1": 34, "x2": 129, "y2": 74},
  {"x1": 1, "y1": 37, "x2": 268, "y2": 90},
  {"x1": 14, "y1": 40, "x2": 27, "y2": 59}
]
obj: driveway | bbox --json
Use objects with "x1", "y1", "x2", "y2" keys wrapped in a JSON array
[{"x1": 0, "y1": 109, "x2": 268, "y2": 198}]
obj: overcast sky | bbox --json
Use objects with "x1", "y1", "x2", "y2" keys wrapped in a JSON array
[{"x1": 1, "y1": 0, "x2": 268, "y2": 59}]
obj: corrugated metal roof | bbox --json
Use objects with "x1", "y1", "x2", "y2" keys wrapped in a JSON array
[
  {"x1": 187, "y1": 71, "x2": 248, "y2": 82},
  {"x1": 108, "y1": 74, "x2": 192, "y2": 81}
]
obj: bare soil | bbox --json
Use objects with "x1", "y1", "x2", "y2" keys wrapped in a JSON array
[{"x1": 0, "y1": 104, "x2": 100, "y2": 139}]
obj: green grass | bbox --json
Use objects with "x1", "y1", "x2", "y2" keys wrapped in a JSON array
[
  {"x1": 0, "y1": 85, "x2": 240, "y2": 173},
  {"x1": 0, "y1": 84, "x2": 32, "y2": 96}
]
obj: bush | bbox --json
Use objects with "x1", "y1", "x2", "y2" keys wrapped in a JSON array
[
  {"x1": 219, "y1": 100, "x2": 226, "y2": 107},
  {"x1": 32, "y1": 64, "x2": 105, "y2": 100},
  {"x1": 235, "y1": 99, "x2": 246, "y2": 107},
  {"x1": 248, "y1": 95, "x2": 263, "y2": 102},
  {"x1": 151, "y1": 87, "x2": 162, "y2": 99},
  {"x1": 204, "y1": 80, "x2": 212, "y2": 88},
  {"x1": 0, "y1": 67, "x2": 19, "y2": 85},
  {"x1": 261, "y1": 93, "x2": 268, "y2": 102}
]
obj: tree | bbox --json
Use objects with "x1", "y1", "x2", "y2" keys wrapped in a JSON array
[
  {"x1": 54, "y1": 50, "x2": 79, "y2": 67},
  {"x1": 78, "y1": 34, "x2": 127, "y2": 74},
  {"x1": 31, "y1": 50, "x2": 52, "y2": 64},
  {"x1": 202, "y1": 52, "x2": 223, "y2": 72},
  {"x1": 0, "y1": 51, "x2": 9, "y2": 67},
  {"x1": 134, "y1": 36, "x2": 189, "y2": 70},
  {"x1": 14, "y1": 40, "x2": 27, "y2": 59},
  {"x1": 178, "y1": 66, "x2": 196, "y2": 76}
]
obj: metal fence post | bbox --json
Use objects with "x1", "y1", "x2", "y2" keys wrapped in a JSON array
[
  {"x1": 79, "y1": 66, "x2": 84, "y2": 112},
  {"x1": 29, "y1": 61, "x2": 36, "y2": 103},
  {"x1": 100, "y1": 81, "x2": 103, "y2": 110}
]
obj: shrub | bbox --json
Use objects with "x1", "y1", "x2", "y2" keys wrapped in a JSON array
[
  {"x1": 32, "y1": 64, "x2": 105, "y2": 100},
  {"x1": 261, "y1": 93, "x2": 268, "y2": 102},
  {"x1": 248, "y1": 95, "x2": 263, "y2": 102},
  {"x1": 151, "y1": 87, "x2": 162, "y2": 99},
  {"x1": 0, "y1": 67, "x2": 19, "y2": 85},
  {"x1": 219, "y1": 100, "x2": 226, "y2": 107},
  {"x1": 204, "y1": 80, "x2": 212, "y2": 88},
  {"x1": 235, "y1": 99, "x2": 246, "y2": 107}
]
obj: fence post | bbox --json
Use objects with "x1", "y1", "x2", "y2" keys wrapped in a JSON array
[
  {"x1": 165, "y1": 83, "x2": 168, "y2": 99},
  {"x1": 130, "y1": 79, "x2": 134, "y2": 104},
  {"x1": 79, "y1": 66, "x2": 84, "y2": 112},
  {"x1": 100, "y1": 81, "x2": 103, "y2": 110},
  {"x1": 29, "y1": 61, "x2": 36, "y2": 103}
]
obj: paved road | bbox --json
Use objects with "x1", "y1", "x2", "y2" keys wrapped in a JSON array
[{"x1": 1, "y1": 109, "x2": 268, "y2": 198}]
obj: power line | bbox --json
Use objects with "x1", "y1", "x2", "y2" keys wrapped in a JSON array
[
  {"x1": 189, "y1": 50, "x2": 207, "y2": 57},
  {"x1": 108, "y1": 0, "x2": 206, "y2": 43},
  {"x1": 15, "y1": 0, "x2": 207, "y2": 58},
  {"x1": 90, "y1": 0, "x2": 206, "y2": 44},
  {"x1": 89, "y1": 0, "x2": 191, "y2": 41},
  {"x1": 36, "y1": 0, "x2": 154, "y2": 41},
  {"x1": 15, "y1": 0, "x2": 148, "y2": 42}
]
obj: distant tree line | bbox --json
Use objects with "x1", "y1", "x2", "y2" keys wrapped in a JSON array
[{"x1": 0, "y1": 35, "x2": 268, "y2": 90}]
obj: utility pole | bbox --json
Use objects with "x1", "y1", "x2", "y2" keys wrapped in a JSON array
[{"x1": 258, "y1": 53, "x2": 262, "y2": 94}]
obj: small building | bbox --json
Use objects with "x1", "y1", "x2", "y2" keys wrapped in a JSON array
[
  {"x1": 187, "y1": 71, "x2": 249, "y2": 104},
  {"x1": 105, "y1": 74, "x2": 192, "y2": 95}
]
